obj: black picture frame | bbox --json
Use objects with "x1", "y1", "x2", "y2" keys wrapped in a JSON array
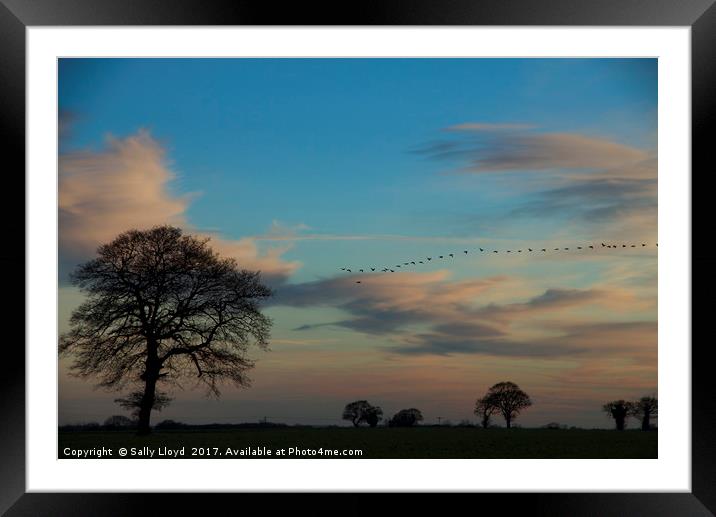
[{"x1": 1, "y1": 1, "x2": 712, "y2": 514}]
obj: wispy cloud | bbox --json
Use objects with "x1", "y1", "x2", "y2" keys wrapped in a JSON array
[
  {"x1": 392, "y1": 320, "x2": 656, "y2": 358},
  {"x1": 59, "y1": 109, "x2": 78, "y2": 141},
  {"x1": 420, "y1": 125, "x2": 650, "y2": 174},
  {"x1": 273, "y1": 269, "x2": 654, "y2": 359},
  {"x1": 417, "y1": 122, "x2": 657, "y2": 241},
  {"x1": 254, "y1": 221, "x2": 504, "y2": 244},
  {"x1": 445, "y1": 122, "x2": 537, "y2": 132}
]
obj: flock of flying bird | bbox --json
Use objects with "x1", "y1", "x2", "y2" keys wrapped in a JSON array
[{"x1": 340, "y1": 242, "x2": 658, "y2": 283}]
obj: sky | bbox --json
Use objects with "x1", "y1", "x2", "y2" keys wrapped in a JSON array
[{"x1": 58, "y1": 58, "x2": 658, "y2": 428}]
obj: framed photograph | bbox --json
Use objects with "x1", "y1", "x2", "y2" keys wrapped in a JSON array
[{"x1": 3, "y1": 0, "x2": 713, "y2": 514}]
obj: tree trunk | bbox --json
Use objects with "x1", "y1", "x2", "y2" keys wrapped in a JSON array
[
  {"x1": 615, "y1": 416, "x2": 625, "y2": 431},
  {"x1": 641, "y1": 414, "x2": 650, "y2": 431},
  {"x1": 137, "y1": 339, "x2": 160, "y2": 436},
  {"x1": 136, "y1": 373, "x2": 158, "y2": 435},
  {"x1": 505, "y1": 416, "x2": 511, "y2": 429}
]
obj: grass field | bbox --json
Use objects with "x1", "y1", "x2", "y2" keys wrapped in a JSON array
[{"x1": 59, "y1": 427, "x2": 657, "y2": 459}]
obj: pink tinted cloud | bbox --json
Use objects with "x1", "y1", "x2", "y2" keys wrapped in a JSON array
[
  {"x1": 275, "y1": 267, "x2": 655, "y2": 359},
  {"x1": 59, "y1": 130, "x2": 299, "y2": 282}
]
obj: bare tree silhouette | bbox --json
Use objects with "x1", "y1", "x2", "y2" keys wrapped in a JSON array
[
  {"x1": 630, "y1": 395, "x2": 658, "y2": 431},
  {"x1": 603, "y1": 400, "x2": 634, "y2": 431},
  {"x1": 480, "y1": 382, "x2": 532, "y2": 429},
  {"x1": 474, "y1": 396, "x2": 498, "y2": 429},
  {"x1": 60, "y1": 226, "x2": 273, "y2": 435}
]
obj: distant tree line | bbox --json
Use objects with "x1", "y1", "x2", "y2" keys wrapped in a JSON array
[
  {"x1": 341, "y1": 401, "x2": 427, "y2": 428},
  {"x1": 62, "y1": 384, "x2": 656, "y2": 433},
  {"x1": 341, "y1": 382, "x2": 532, "y2": 429},
  {"x1": 603, "y1": 396, "x2": 658, "y2": 431},
  {"x1": 339, "y1": 386, "x2": 657, "y2": 432}
]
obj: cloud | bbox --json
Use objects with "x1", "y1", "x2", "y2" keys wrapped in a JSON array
[
  {"x1": 274, "y1": 269, "x2": 653, "y2": 358},
  {"x1": 253, "y1": 223, "x2": 501, "y2": 244},
  {"x1": 395, "y1": 335, "x2": 581, "y2": 357},
  {"x1": 206, "y1": 235, "x2": 300, "y2": 284},
  {"x1": 513, "y1": 177, "x2": 656, "y2": 219},
  {"x1": 275, "y1": 271, "x2": 509, "y2": 334},
  {"x1": 445, "y1": 122, "x2": 536, "y2": 132},
  {"x1": 417, "y1": 122, "x2": 657, "y2": 240},
  {"x1": 59, "y1": 109, "x2": 78, "y2": 141},
  {"x1": 59, "y1": 130, "x2": 299, "y2": 283},
  {"x1": 59, "y1": 130, "x2": 188, "y2": 260},
  {"x1": 476, "y1": 288, "x2": 606, "y2": 320},
  {"x1": 420, "y1": 126, "x2": 650, "y2": 174},
  {"x1": 393, "y1": 320, "x2": 656, "y2": 358}
]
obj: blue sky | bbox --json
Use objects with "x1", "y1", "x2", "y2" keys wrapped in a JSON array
[{"x1": 58, "y1": 58, "x2": 658, "y2": 427}]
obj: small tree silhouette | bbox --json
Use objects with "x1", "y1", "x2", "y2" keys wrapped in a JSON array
[
  {"x1": 388, "y1": 408, "x2": 423, "y2": 427},
  {"x1": 342, "y1": 400, "x2": 383, "y2": 427},
  {"x1": 480, "y1": 382, "x2": 532, "y2": 429},
  {"x1": 603, "y1": 400, "x2": 634, "y2": 430},
  {"x1": 474, "y1": 396, "x2": 497, "y2": 429},
  {"x1": 364, "y1": 406, "x2": 384, "y2": 428},
  {"x1": 630, "y1": 395, "x2": 658, "y2": 431}
]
